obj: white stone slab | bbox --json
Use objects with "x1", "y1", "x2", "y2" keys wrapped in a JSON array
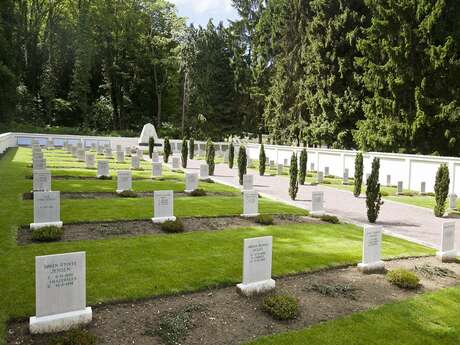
[
  {"x1": 324, "y1": 166, "x2": 330, "y2": 176},
  {"x1": 152, "y1": 190, "x2": 175, "y2": 223},
  {"x1": 152, "y1": 151, "x2": 159, "y2": 163},
  {"x1": 343, "y1": 168, "x2": 349, "y2": 184},
  {"x1": 116, "y1": 170, "x2": 132, "y2": 193},
  {"x1": 97, "y1": 145, "x2": 103, "y2": 155},
  {"x1": 421, "y1": 181, "x2": 426, "y2": 193},
  {"x1": 277, "y1": 164, "x2": 283, "y2": 175},
  {"x1": 317, "y1": 171, "x2": 323, "y2": 183},
  {"x1": 397, "y1": 181, "x2": 403, "y2": 194},
  {"x1": 386, "y1": 174, "x2": 391, "y2": 187},
  {"x1": 171, "y1": 156, "x2": 180, "y2": 170},
  {"x1": 116, "y1": 150, "x2": 125, "y2": 163},
  {"x1": 97, "y1": 160, "x2": 110, "y2": 178},
  {"x1": 139, "y1": 123, "x2": 159, "y2": 145},
  {"x1": 242, "y1": 190, "x2": 259, "y2": 217},
  {"x1": 437, "y1": 222, "x2": 457, "y2": 262},
  {"x1": 33, "y1": 170, "x2": 51, "y2": 192},
  {"x1": 284, "y1": 158, "x2": 289, "y2": 167},
  {"x1": 30, "y1": 252, "x2": 92, "y2": 333},
  {"x1": 200, "y1": 163, "x2": 209, "y2": 179},
  {"x1": 311, "y1": 191, "x2": 324, "y2": 216},
  {"x1": 236, "y1": 236, "x2": 275, "y2": 296},
  {"x1": 358, "y1": 225, "x2": 385, "y2": 273},
  {"x1": 242, "y1": 174, "x2": 254, "y2": 191},
  {"x1": 269, "y1": 160, "x2": 275, "y2": 169},
  {"x1": 104, "y1": 148, "x2": 113, "y2": 159},
  {"x1": 449, "y1": 193, "x2": 457, "y2": 209},
  {"x1": 131, "y1": 156, "x2": 140, "y2": 170},
  {"x1": 185, "y1": 173, "x2": 199, "y2": 192},
  {"x1": 116, "y1": 144, "x2": 122, "y2": 152},
  {"x1": 30, "y1": 191, "x2": 62, "y2": 230},
  {"x1": 76, "y1": 149, "x2": 85, "y2": 162},
  {"x1": 124, "y1": 146, "x2": 131, "y2": 156},
  {"x1": 85, "y1": 153, "x2": 95, "y2": 169},
  {"x1": 33, "y1": 158, "x2": 46, "y2": 171}
]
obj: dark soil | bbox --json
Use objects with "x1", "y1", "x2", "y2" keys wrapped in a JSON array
[
  {"x1": 7, "y1": 257, "x2": 460, "y2": 345},
  {"x1": 17, "y1": 215, "x2": 318, "y2": 244}
]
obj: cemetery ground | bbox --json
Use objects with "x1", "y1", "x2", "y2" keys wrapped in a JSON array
[{"x1": 1, "y1": 147, "x2": 460, "y2": 345}]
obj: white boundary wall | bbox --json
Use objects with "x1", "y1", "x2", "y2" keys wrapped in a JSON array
[{"x1": 1, "y1": 132, "x2": 458, "y2": 194}]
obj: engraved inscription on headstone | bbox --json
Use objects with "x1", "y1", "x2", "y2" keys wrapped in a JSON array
[
  {"x1": 33, "y1": 170, "x2": 51, "y2": 192},
  {"x1": 311, "y1": 191, "x2": 324, "y2": 216},
  {"x1": 152, "y1": 162, "x2": 162, "y2": 177},
  {"x1": 242, "y1": 174, "x2": 254, "y2": 191},
  {"x1": 152, "y1": 190, "x2": 175, "y2": 223},
  {"x1": 358, "y1": 226, "x2": 384, "y2": 273},
  {"x1": 31, "y1": 191, "x2": 62, "y2": 230},
  {"x1": 97, "y1": 160, "x2": 110, "y2": 178},
  {"x1": 117, "y1": 170, "x2": 132, "y2": 193},
  {"x1": 242, "y1": 190, "x2": 259, "y2": 216},
  {"x1": 185, "y1": 173, "x2": 199, "y2": 192}
]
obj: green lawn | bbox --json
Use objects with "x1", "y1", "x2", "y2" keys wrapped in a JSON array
[
  {"x1": 249, "y1": 286, "x2": 460, "y2": 345},
  {"x1": 0, "y1": 148, "x2": 435, "y2": 345}
]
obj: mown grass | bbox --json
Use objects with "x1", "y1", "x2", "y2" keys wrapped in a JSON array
[{"x1": 0, "y1": 148, "x2": 434, "y2": 345}]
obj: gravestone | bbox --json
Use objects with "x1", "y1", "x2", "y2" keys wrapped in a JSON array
[
  {"x1": 29, "y1": 252, "x2": 92, "y2": 334},
  {"x1": 104, "y1": 148, "x2": 113, "y2": 159},
  {"x1": 116, "y1": 144, "x2": 122, "y2": 152},
  {"x1": 277, "y1": 164, "x2": 283, "y2": 175},
  {"x1": 97, "y1": 145, "x2": 103, "y2": 155},
  {"x1": 311, "y1": 191, "x2": 325, "y2": 216},
  {"x1": 397, "y1": 181, "x2": 403, "y2": 194},
  {"x1": 241, "y1": 190, "x2": 259, "y2": 217},
  {"x1": 76, "y1": 149, "x2": 85, "y2": 162},
  {"x1": 324, "y1": 166, "x2": 330, "y2": 176},
  {"x1": 33, "y1": 158, "x2": 46, "y2": 171},
  {"x1": 151, "y1": 151, "x2": 159, "y2": 163},
  {"x1": 131, "y1": 156, "x2": 140, "y2": 170},
  {"x1": 71, "y1": 146, "x2": 77, "y2": 156},
  {"x1": 343, "y1": 168, "x2": 349, "y2": 185},
  {"x1": 138, "y1": 123, "x2": 159, "y2": 146},
  {"x1": 85, "y1": 153, "x2": 95, "y2": 169},
  {"x1": 317, "y1": 171, "x2": 324, "y2": 183},
  {"x1": 97, "y1": 160, "x2": 110, "y2": 178},
  {"x1": 269, "y1": 160, "x2": 275, "y2": 169},
  {"x1": 284, "y1": 158, "x2": 289, "y2": 167},
  {"x1": 116, "y1": 150, "x2": 125, "y2": 163},
  {"x1": 247, "y1": 158, "x2": 253, "y2": 168},
  {"x1": 151, "y1": 162, "x2": 162, "y2": 177},
  {"x1": 242, "y1": 174, "x2": 254, "y2": 191},
  {"x1": 33, "y1": 170, "x2": 51, "y2": 192},
  {"x1": 449, "y1": 193, "x2": 457, "y2": 209},
  {"x1": 436, "y1": 221, "x2": 457, "y2": 262},
  {"x1": 76, "y1": 142, "x2": 83, "y2": 149},
  {"x1": 33, "y1": 151, "x2": 44, "y2": 161},
  {"x1": 358, "y1": 225, "x2": 385, "y2": 273},
  {"x1": 236, "y1": 236, "x2": 275, "y2": 296},
  {"x1": 185, "y1": 173, "x2": 199, "y2": 193},
  {"x1": 386, "y1": 174, "x2": 391, "y2": 186},
  {"x1": 172, "y1": 156, "x2": 180, "y2": 170},
  {"x1": 91, "y1": 143, "x2": 96, "y2": 151},
  {"x1": 137, "y1": 149, "x2": 144, "y2": 161},
  {"x1": 200, "y1": 163, "x2": 209, "y2": 179},
  {"x1": 124, "y1": 146, "x2": 131, "y2": 157},
  {"x1": 224, "y1": 152, "x2": 229, "y2": 164},
  {"x1": 152, "y1": 190, "x2": 175, "y2": 223},
  {"x1": 116, "y1": 170, "x2": 132, "y2": 193},
  {"x1": 30, "y1": 191, "x2": 62, "y2": 230},
  {"x1": 421, "y1": 181, "x2": 426, "y2": 194}
]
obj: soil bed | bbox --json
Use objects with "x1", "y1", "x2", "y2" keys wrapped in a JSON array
[
  {"x1": 17, "y1": 215, "x2": 317, "y2": 244},
  {"x1": 7, "y1": 257, "x2": 460, "y2": 345}
]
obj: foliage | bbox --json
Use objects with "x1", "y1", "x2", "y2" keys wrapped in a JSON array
[
  {"x1": 148, "y1": 137, "x2": 155, "y2": 159},
  {"x1": 255, "y1": 214, "x2": 274, "y2": 225},
  {"x1": 386, "y1": 269, "x2": 420, "y2": 289},
  {"x1": 206, "y1": 139, "x2": 215, "y2": 176},
  {"x1": 238, "y1": 145, "x2": 247, "y2": 185},
  {"x1": 320, "y1": 215, "x2": 339, "y2": 224},
  {"x1": 434, "y1": 164, "x2": 450, "y2": 217},
  {"x1": 181, "y1": 138, "x2": 188, "y2": 168},
  {"x1": 160, "y1": 219, "x2": 184, "y2": 233},
  {"x1": 262, "y1": 294, "x2": 299, "y2": 320},
  {"x1": 118, "y1": 190, "x2": 137, "y2": 198},
  {"x1": 189, "y1": 138, "x2": 194, "y2": 159},
  {"x1": 189, "y1": 188, "x2": 206, "y2": 197},
  {"x1": 259, "y1": 144, "x2": 266, "y2": 176},
  {"x1": 289, "y1": 153, "x2": 298, "y2": 200},
  {"x1": 306, "y1": 283, "x2": 357, "y2": 299},
  {"x1": 298, "y1": 149, "x2": 307, "y2": 185},
  {"x1": 31, "y1": 226, "x2": 63, "y2": 242},
  {"x1": 229, "y1": 142, "x2": 235, "y2": 169},
  {"x1": 353, "y1": 152, "x2": 363, "y2": 197},
  {"x1": 366, "y1": 158, "x2": 383, "y2": 223},
  {"x1": 50, "y1": 329, "x2": 98, "y2": 345},
  {"x1": 163, "y1": 137, "x2": 171, "y2": 163}
]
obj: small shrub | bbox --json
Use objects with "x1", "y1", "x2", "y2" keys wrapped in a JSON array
[
  {"x1": 161, "y1": 219, "x2": 184, "y2": 233},
  {"x1": 189, "y1": 188, "x2": 206, "y2": 196},
  {"x1": 189, "y1": 138, "x2": 194, "y2": 159},
  {"x1": 354, "y1": 152, "x2": 363, "y2": 197},
  {"x1": 163, "y1": 137, "x2": 171, "y2": 163},
  {"x1": 200, "y1": 178, "x2": 214, "y2": 183},
  {"x1": 259, "y1": 144, "x2": 266, "y2": 176},
  {"x1": 380, "y1": 190, "x2": 389, "y2": 197},
  {"x1": 229, "y1": 142, "x2": 235, "y2": 169},
  {"x1": 262, "y1": 294, "x2": 299, "y2": 320},
  {"x1": 238, "y1": 146, "x2": 247, "y2": 185},
  {"x1": 386, "y1": 269, "x2": 420, "y2": 289},
  {"x1": 434, "y1": 163, "x2": 450, "y2": 217},
  {"x1": 118, "y1": 190, "x2": 137, "y2": 198},
  {"x1": 50, "y1": 329, "x2": 97, "y2": 345},
  {"x1": 148, "y1": 136, "x2": 155, "y2": 158},
  {"x1": 325, "y1": 175, "x2": 335, "y2": 179},
  {"x1": 255, "y1": 214, "x2": 274, "y2": 225},
  {"x1": 31, "y1": 226, "x2": 63, "y2": 242},
  {"x1": 298, "y1": 149, "x2": 307, "y2": 185},
  {"x1": 320, "y1": 215, "x2": 339, "y2": 224},
  {"x1": 97, "y1": 175, "x2": 111, "y2": 180},
  {"x1": 206, "y1": 139, "x2": 215, "y2": 175},
  {"x1": 306, "y1": 283, "x2": 357, "y2": 299},
  {"x1": 322, "y1": 180, "x2": 332, "y2": 184},
  {"x1": 289, "y1": 152, "x2": 298, "y2": 200},
  {"x1": 398, "y1": 191, "x2": 418, "y2": 197}
]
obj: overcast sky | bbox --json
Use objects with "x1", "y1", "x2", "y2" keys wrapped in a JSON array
[{"x1": 169, "y1": 0, "x2": 240, "y2": 27}]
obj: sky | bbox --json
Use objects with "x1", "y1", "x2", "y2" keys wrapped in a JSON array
[{"x1": 169, "y1": 0, "x2": 240, "y2": 27}]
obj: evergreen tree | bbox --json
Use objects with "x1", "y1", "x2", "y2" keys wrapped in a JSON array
[
  {"x1": 189, "y1": 138, "x2": 194, "y2": 159},
  {"x1": 298, "y1": 149, "x2": 307, "y2": 185},
  {"x1": 366, "y1": 157, "x2": 383, "y2": 223},
  {"x1": 434, "y1": 164, "x2": 450, "y2": 217},
  {"x1": 229, "y1": 142, "x2": 235, "y2": 169},
  {"x1": 238, "y1": 145, "x2": 247, "y2": 185},
  {"x1": 259, "y1": 144, "x2": 266, "y2": 176},
  {"x1": 207, "y1": 140, "x2": 215, "y2": 175},
  {"x1": 163, "y1": 137, "x2": 171, "y2": 163},
  {"x1": 148, "y1": 137, "x2": 155, "y2": 158},
  {"x1": 289, "y1": 152, "x2": 298, "y2": 200},
  {"x1": 181, "y1": 138, "x2": 188, "y2": 168},
  {"x1": 354, "y1": 152, "x2": 363, "y2": 197}
]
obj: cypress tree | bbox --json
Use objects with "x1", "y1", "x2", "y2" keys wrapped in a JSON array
[
  {"x1": 229, "y1": 143, "x2": 235, "y2": 169},
  {"x1": 298, "y1": 149, "x2": 307, "y2": 185},
  {"x1": 207, "y1": 140, "x2": 215, "y2": 176},
  {"x1": 434, "y1": 164, "x2": 450, "y2": 217},
  {"x1": 238, "y1": 146, "x2": 247, "y2": 185},
  {"x1": 163, "y1": 137, "x2": 171, "y2": 163},
  {"x1": 259, "y1": 144, "x2": 266, "y2": 176},
  {"x1": 289, "y1": 152, "x2": 298, "y2": 200},
  {"x1": 189, "y1": 138, "x2": 194, "y2": 159},
  {"x1": 353, "y1": 152, "x2": 363, "y2": 197},
  {"x1": 181, "y1": 138, "x2": 188, "y2": 168},
  {"x1": 366, "y1": 158, "x2": 383, "y2": 223},
  {"x1": 148, "y1": 136, "x2": 155, "y2": 159}
]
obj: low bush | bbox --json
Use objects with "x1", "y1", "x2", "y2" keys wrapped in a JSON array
[
  {"x1": 262, "y1": 294, "x2": 299, "y2": 320},
  {"x1": 325, "y1": 175, "x2": 335, "y2": 179},
  {"x1": 306, "y1": 283, "x2": 358, "y2": 299},
  {"x1": 386, "y1": 269, "x2": 420, "y2": 289},
  {"x1": 255, "y1": 214, "x2": 274, "y2": 225},
  {"x1": 118, "y1": 190, "x2": 137, "y2": 198},
  {"x1": 50, "y1": 329, "x2": 98, "y2": 345},
  {"x1": 397, "y1": 191, "x2": 419, "y2": 197},
  {"x1": 421, "y1": 192, "x2": 435, "y2": 197},
  {"x1": 31, "y1": 226, "x2": 63, "y2": 242},
  {"x1": 161, "y1": 219, "x2": 184, "y2": 233},
  {"x1": 189, "y1": 188, "x2": 206, "y2": 196},
  {"x1": 97, "y1": 175, "x2": 112, "y2": 180},
  {"x1": 321, "y1": 180, "x2": 332, "y2": 184},
  {"x1": 320, "y1": 215, "x2": 339, "y2": 224},
  {"x1": 380, "y1": 190, "x2": 389, "y2": 197},
  {"x1": 200, "y1": 178, "x2": 214, "y2": 183}
]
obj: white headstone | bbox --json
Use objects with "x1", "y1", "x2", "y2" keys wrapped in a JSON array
[
  {"x1": 449, "y1": 193, "x2": 457, "y2": 209},
  {"x1": 172, "y1": 156, "x2": 180, "y2": 170},
  {"x1": 97, "y1": 160, "x2": 110, "y2": 178},
  {"x1": 152, "y1": 162, "x2": 162, "y2": 177},
  {"x1": 324, "y1": 166, "x2": 330, "y2": 176},
  {"x1": 97, "y1": 145, "x2": 103, "y2": 155},
  {"x1": 30, "y1": 191, "x2": 62, "y2": 230},
  {"x1": 131, "y1": 156, "x2": 140, "y2": 170},
  {"x1": 420, "y1": 181, "x2": 426, "y2": 194},
  {"x1": 343, "y1": 168, "x2": 349, "y2": 184},
  {"x1": 397, "y1": 181, "x2": 403, "y2": 194},
  {"x1": 277, "y1": 164, "x2": 283, "y2": 175},
  {"x1": 200, "y1": 163, "x2": 209, "y2": 179},
  {"x1": 386, "y1": 174, "x2": 391, "y2": 186},
  {"x1": 284, "y1": 158, "x2": 289, "y2": 167},
  {"x1": 116, "y1": 150, "x2": 125, "y2": 163},
  {"x1": 241, "y1": 190, "x2": 259, "y2": 217},
  {"x1": 104, "y1": 148, "x2": 113, "y2": 159},
  {"x1": 117, "y1": 170, "x2": 132, "y2": 193},
  {"x1": 76, "y1": 149, "x2": 86, "y2": 162},
  {"x1": 311, "y1": 191, "x2": 325, "y2": 216},
  {"x1": 33, "y1": 170, "x2": 51, "y2": 192},
  {"x1": 85, "y1": 153, "x2": 95, "y2": 169},
  {"x1": 152, "y1": 190, "x2": 175, "y2": 223},
  {"x1": 29, "y1": 252, "x2": 92, "y2": 334},
  {"x1": 91, "y1": 143, "x2": 96, "y2": 151},
  {"x1": 33, "y1": 157, "x2": 46, "y2": 171},
  {"x1": 224, "y1": 152, "x2": 229, "y2": 163},
  {"x1": 185, "y1": 173, "x2": 199, "y2": 192},
  {"x1": 358, "y1": 225, "x2": 385, "y2": 273},
  {"x1": 243, "y1": 174, "x2": 254, "y2": 191},
  {"x1": 436, "y1": 221, "x2": 457, "y2": 262},
  {"x1": 137, "y1": 149, "x2": 144, "y2": 161},
  {"x1": 269, "y1": 160, "x2": 275, "y2": 169},
  {"x1": 236, "y1": 236, "x2": 275, "y2": 296},
  {"x1": 139, "y1": 123, "x2": 159, "y2": 145},
  {"x1": 116, "y1": 144, "x2": 122, "y2": 152},
  {"x1": 152, "y1": 151, "x2": 159, "y2": 163},
  {"x1": 317, "y1": 171, "x2": 324, "y2": 183},
  {"x1": 124, "y1": 146, "x2": 131, "y2": 157}
]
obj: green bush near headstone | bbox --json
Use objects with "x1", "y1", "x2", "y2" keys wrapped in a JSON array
[{"x1": 434, "y1": 163, "x2": 450, "y2": 217}]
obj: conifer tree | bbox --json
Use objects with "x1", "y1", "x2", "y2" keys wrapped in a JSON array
[
  {"x1": 298, "y1": 149, "x2": 307, "y2": 185},
  {"x1": 207, "y1": 140, "x2": 215, "y2": 175},
  {"x1": 434, "y1": 164, "x2": 450, "y2": 217},
  {"x1": 163, "y1": 137, "x2": 171, "y2": 163},
  {"x1": 189, "y1": 138, "x2": 194, "y2": 159},
  {"x1": 366, "y1": 157, "x2": 383, "y2": 223},
  {"x1": 229, "y1": 142, "x2": 235, "y2": 169},
  {"x1": 181, "y1": 138, "x2": 188, "y2": 168},
  {"x1": 289, "y1": 153, "x2": 298, "y2": 200},
  {"x1": 259, "y1": 144, "x2": 266, "y2": 176},
  {"x1": 238, "y1": 146, "x2": 247, "y2": 185},
  {"x1": 354, "y1": 152, "x2": 363, "y2": 197}
]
